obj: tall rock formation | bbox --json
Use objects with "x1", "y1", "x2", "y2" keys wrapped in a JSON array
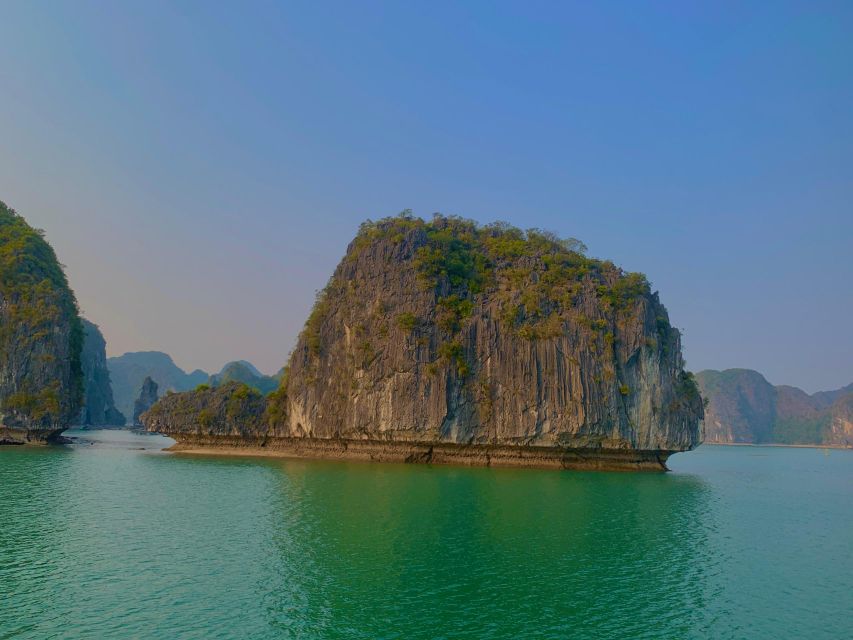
[
  {"x1": 133, "y1": 377, "x2": 159, "y2": 426},
  {"x1": 696, "y1": 369, "x2": 853, "y2": 446},
  {"x1": 144, "y1": 214, "x2": 704, "y2": 469},
  {"x1": 0, "y1": 201, "x2": 84, "y2": 443},
  {"x1": 79, "y1": 319, "x2": 126, "y2": 427}
]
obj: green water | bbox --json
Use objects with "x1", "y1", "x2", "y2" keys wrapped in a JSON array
[{"x1": 1, "y1": 431, "x2": 851, "y2": 639}]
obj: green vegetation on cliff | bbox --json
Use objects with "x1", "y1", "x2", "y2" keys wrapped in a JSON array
[
  {"x1": 348, "y1": 213, "x2": 628, "y2": 340},
  {"x1": 308, "y1": 212, "x2": 695, "y2": 399},
  {"x1": 209, "y1": 361, "x2": 279, "y2": 395},
  {"x1": 142, "y1": 381, "x2": 267, "y2": 436},
  {"x1": 0, "y1": 201, "x2": 83, "y2": 434}
]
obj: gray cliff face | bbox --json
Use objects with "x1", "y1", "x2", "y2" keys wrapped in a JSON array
[
  {"x1": 79, "y1": 320, "x2": 126, "y2": 427},
  {"x1": 281, "y1": 219, "x2": 702, "y2": 452},
  {"x1": 0, "y1": 201, "x2": 83, "y2": 444},
  {"x1": 132, "y1": 377, "x2": 159, "y2": 426},
  {"x1": 144, "y1": 215, "x2": 703, "y2": 461}
]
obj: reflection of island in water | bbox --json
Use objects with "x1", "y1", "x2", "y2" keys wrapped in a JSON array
[{"x1": 262, "y1": 461, "x2": 715, "y2": 638}]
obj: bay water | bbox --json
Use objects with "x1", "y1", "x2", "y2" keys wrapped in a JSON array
[{"x1": 1, "y1": 430, "x2": 851, "y2": 639}]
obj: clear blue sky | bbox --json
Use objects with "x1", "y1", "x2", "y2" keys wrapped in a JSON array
[{"x1": 1, "y1": 1, "x2": 850, "y2": 391}]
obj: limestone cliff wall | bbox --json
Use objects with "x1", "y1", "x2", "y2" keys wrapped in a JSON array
[
  {"x1": 0, "y1": 201, "x2": 83, "y2": 443},
  {"x1": 280, "y1": 217, "x2": 702, "y2": 452}
]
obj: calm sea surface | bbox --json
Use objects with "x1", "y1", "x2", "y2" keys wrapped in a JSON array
[{"x1": 1, "y1": 430, "x2": 851, "y2": 639}]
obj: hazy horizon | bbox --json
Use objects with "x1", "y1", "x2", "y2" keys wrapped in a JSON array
[{"x1": 2, "y1": 2, "x2": 851, "y2": 392}]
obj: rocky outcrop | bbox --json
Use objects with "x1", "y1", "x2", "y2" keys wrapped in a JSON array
[
  {"x1": 78, "y1": 319, "x2": 126, "y2": 427},
  {"x1": 108, "y1": 351, "x2": 208, "y2": 423},
  {"x1": 0, "y1": 200, "x2": 84, "y2": 443},
  {"x1": 132, "y1": 377, "x2": 159, "y2": 426},
  {"x1": 142, "y1": 382, "x2": 266, "y2": 435},
  {"x1": 143, "y1": 214, "x2": 704, "y2": 469},
  {"x1": 696, "y1": 369, "x2": 853, "y2": 445}
]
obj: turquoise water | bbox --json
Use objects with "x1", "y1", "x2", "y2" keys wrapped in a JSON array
[{"x1": 1, "y1": 431, "x2": 851, "y2": 639}]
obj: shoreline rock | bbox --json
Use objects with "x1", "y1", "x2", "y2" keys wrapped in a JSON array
[{"x1": 164, "y1": 434, "x2": 675, "y2": 471}]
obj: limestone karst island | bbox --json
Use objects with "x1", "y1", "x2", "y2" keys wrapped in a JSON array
[
  {"x1": 143, "y1": 215, "x2": 706, "y2": 469},
  {"x1": 3, "y1": 6, "x2": 851, "y2": 638}
]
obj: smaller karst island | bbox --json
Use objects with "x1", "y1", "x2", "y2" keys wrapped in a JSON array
[{"x1": 2, "y1": 203, "x2": 706, "y2": 469}]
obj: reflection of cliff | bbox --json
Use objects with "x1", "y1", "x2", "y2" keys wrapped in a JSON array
[{"x1": 260, "y1": 462, "x2": 711, "y2": 637}]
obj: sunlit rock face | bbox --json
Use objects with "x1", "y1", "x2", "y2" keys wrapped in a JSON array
[{"x1": 281, "y1": 215, "x2": 703, "y2": 452}]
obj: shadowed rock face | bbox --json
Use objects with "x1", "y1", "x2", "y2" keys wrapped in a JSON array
[
  {"x1": 0, "y1": 201, "x2": 83, "y2": 444},
  {"x1": 144, "y1": 215, "x2": 704, "y2": 465},
  {"x1": 79, "y1": 320, "x2": 126, "y2": 427}
]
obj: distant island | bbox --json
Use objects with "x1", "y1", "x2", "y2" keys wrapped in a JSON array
[
  {"x1": 107, "y1": 351, "x2": 209, "y2": 424},
  {"x1": 697, "y1": 369, "x2": 852, "y2": 447},
  {"x1": 106, "y1": 353, "x2": 281, "y2": 425},
  {"x1": 142, "y1": 213, "x2": 705, "y2": 470}
]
